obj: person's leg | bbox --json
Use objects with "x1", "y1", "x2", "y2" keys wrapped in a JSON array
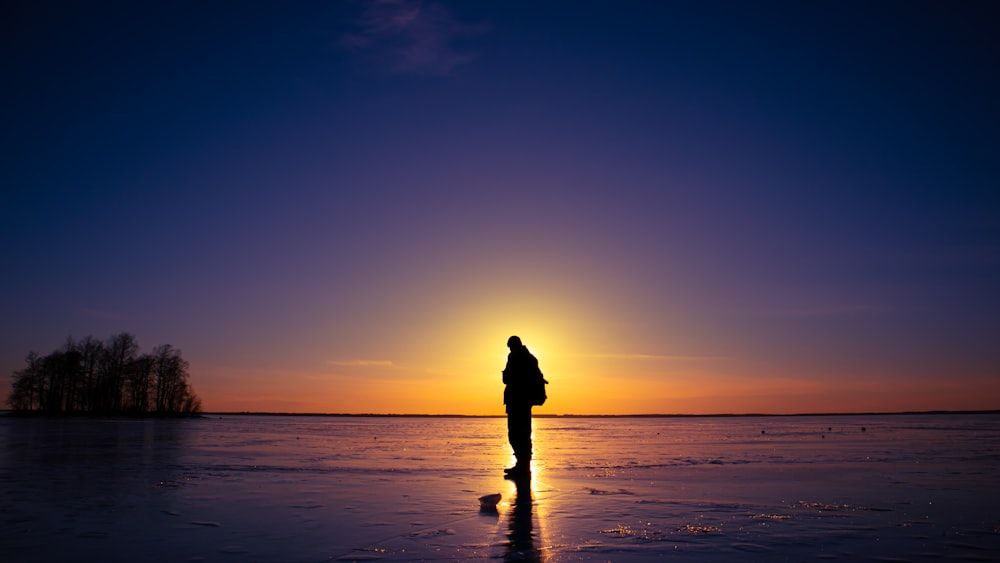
[{"x1": 506, "y1": 406, "x2": 532, "y2": 471}]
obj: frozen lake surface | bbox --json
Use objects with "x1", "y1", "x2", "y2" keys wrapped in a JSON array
[{"x1": 2, "y1": 413, "x2": 999, "y2": 561}]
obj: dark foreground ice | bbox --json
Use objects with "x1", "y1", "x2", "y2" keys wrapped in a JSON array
[{"x1": 2, "y1": 414, "x2": 999, "y2": 561}]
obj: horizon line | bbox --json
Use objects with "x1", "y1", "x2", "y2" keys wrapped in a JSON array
[{"x1": 201, "y1": 409, "x2": 1000, "y2": 418}]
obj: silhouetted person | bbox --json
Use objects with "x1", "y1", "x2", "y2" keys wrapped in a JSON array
[{"x1": 502, "y1": 335, "x2": 543, "y2": 478}]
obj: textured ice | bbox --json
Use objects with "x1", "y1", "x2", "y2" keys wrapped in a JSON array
[{"x1": 2, "y1": 414, "x2": 999, "y2": 561}]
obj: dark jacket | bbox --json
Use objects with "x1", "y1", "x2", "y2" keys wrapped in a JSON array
[{"x1": 503, "y1": 345, "x2": 540, "y2": 407}]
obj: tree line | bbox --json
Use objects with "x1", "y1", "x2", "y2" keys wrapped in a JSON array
[{"x1": 7, "y1": 333, "x2": 201, "y2": 416}]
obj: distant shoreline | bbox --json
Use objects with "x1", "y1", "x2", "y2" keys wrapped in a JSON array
[
  {"x1": 197, "y1": 410, "x2": 1000, "y2": 418},
  {"x1": 3, "y1": 410, "x2": 997, "y2": 419}
]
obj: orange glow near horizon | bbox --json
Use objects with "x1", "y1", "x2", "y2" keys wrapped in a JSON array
[
  {"x1": 112, "y1": 251, "x2": 1000, "y2": 417},
  {"x1": 193, "y1": 357, "x2": 1000, "y2": 415}
]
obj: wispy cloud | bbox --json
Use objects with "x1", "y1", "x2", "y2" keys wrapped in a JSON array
[
  {"x1": 327, "y1": 359, "x2": 395, "y2": 367},
  {"x1": 572, "y1": 353, "x2": 729, "y2": 361},
  {"x1": 340, "y1": 0, "x2": 487, "y2": 75},
  {"x1": 766, "y1": 304, "x2": 875, "y2": 318}
]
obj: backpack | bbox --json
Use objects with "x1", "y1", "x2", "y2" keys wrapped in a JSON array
[{"x1": 531, "y1": 368, "x2": 549, "y2": 407}]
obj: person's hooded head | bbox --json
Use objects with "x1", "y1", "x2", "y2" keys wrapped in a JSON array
[{"x1": 507, "y1": 335, "x2": 522, "y2": 349}]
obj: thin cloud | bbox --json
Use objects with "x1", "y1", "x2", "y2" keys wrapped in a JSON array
[
  {"x1": 573, "y1": 353, "x2": 729, "y2": 361},
  {"x1": 327, "y1": 359, "x2": 395, "y2": 367},
  {"x1": 340, "y1": 0, "x2": 487, "y2": 75},
  {"x1": 767, "y1": 304, "x2": 876, "y2": 318}
]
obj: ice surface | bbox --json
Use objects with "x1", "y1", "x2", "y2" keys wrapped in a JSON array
[{"x1": 2, "y1": 414, "x2": 999, "y2": 561}]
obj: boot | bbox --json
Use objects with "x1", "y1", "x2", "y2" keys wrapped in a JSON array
[{"x1": 503, "y1": 459, "x2": 530, "y2": 478}]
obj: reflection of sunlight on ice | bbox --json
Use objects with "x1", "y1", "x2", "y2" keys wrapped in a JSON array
[
  {"x1": 530, "y1": 418, "x2": 547, "y2": 474},
  {"x1": 533, "y1": 482, "x2": 550, "y2": 562},
  {"x1": 489, "y1": 415, "x2": 552, "y2": 562},
  {"x1": 501, "y1": 471, "x2": 549, "y2": 562},
  {"x1": 530, "y1": 419, "x2": 550, "y2": 561}
]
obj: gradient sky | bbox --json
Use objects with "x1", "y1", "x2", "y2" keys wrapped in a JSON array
[{"x1": 2, "y1": 1, "x2": 998, "y2": 414}]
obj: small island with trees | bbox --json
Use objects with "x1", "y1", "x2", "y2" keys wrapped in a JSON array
[{"x1": 6, "y1": 332, "x2": 201, "y2": 416}]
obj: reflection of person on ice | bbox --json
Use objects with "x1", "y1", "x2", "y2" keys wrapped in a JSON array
[{"x1": 502, "y1": 335, "x2": 546, "y2": 478}]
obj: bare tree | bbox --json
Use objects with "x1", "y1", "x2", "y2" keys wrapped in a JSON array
[
  {"x1": 152, "y1": 344, "x2": 192, "y2": 414},
  {"x1": 7, "y1": 352, "x2": 42, "y2": 411},
  {"x1": 125, "y1": 354, "x2": 154, "y2": 414},
  {"x1": 6, "y1": 334, "x2": 200, "y2": 416},
  {"x1": 97, "y1": 333, "x2": 139, "y2": 414},
  {"x1": 78, "y1": 336, "x2": 104, "y2": 412}
]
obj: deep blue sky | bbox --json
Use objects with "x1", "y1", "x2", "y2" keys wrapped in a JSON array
[{"x1": 2, "y1": 1, "x2": 998, "y2": 413}]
